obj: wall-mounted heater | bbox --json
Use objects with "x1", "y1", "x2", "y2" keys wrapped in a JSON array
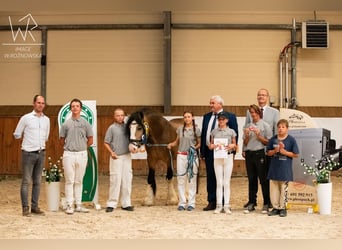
[{"x1": 302, "y1": 21, "x2": 329, "y2": 49}]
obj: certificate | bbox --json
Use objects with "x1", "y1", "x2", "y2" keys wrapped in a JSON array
[{"x1": 213, "y1": 138, "x2": 228, "y2": 159}]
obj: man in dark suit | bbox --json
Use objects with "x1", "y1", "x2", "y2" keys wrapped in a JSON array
[{"x1": 200, "y1": 95, "x2": 239, "y2": 211}]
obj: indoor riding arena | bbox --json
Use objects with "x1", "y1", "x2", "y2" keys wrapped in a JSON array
[{"x1": 1, "y1": 0, "x2": 342, "y2": 246}]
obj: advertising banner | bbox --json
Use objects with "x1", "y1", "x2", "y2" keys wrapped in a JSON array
[{"x1": 280, "y1": 108, "x2": 319, "y2": 209}]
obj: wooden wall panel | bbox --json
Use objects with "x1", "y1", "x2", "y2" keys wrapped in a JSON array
[
  {"x1": 0, "y1": 117, "x2": 21, "y2": 175},
  {"x1": 0, "y1": 109, "x2": 247, "y2": 176}
]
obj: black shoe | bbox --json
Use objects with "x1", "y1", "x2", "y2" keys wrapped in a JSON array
[
  {"x1": 177, "y1": 206, "x2": 185, "y2": 211},
  {"x1": 268, "y1": 208, "x2": 280, "y2": 216},
  {"x1": 187, "y1": 206, "x2": 194, "y2": 211},
  {"x1": 262, "y1": 204, "x2": 269, "y2": 214},
  {"x1": 105, "y1": 207, "x2": 114, "y2": 212},
  {"x1": 243, "y1": 203, "x2": 256, "y2": 214},
  {"x1": 31, "y1": 207, "x2": 45, "y2": 216},
  {"x1": 203, "y1": 202, "x2": 216, "y2": 211},
  {"x1": 243, "y1": 201, "x2": 257, "y2": 208},
  {"x1": 279, "y1": 209, "x2": 287, "y2": 217},
  {"x1": 122, "y1": 206, "x2": 134, "y2": 211}
]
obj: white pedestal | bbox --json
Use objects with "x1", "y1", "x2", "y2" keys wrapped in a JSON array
[
  {"x1": 316, "y1": 182, "x2": 332, "y2": 215},
  {"x1": 46, "y1": 182, "x2": 61, "y2": 212}
]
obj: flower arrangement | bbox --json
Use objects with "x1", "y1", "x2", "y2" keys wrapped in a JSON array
[
  {"x1": 301, "y1": 153, "x2": 340, "y2": 184},
  {"x1": 42, "y1": 156, "x2": 63, "y2": 183}
]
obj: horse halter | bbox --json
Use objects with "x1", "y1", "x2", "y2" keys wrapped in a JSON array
[{"x1": 129, "y1": 120, "x2": 149, "y2": 148}]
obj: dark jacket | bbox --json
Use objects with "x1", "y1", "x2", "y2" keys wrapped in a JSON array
[{"x1": 200, "y1": 110, "x2": 239, "y2": 157}]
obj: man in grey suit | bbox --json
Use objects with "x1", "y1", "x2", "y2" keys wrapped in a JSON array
[
  {"x1": 243, "y1": 88, "x2": 279, "y2": 214},
  {"x1": 245, "y1": 89, "x2": 279, "y2": 135}
]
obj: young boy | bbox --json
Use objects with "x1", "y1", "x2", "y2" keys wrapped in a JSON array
[
  {"x1": 104, "y1": 108, "x2": 134, "y2": 212},
  {"x1": 266, "y1": 119, "x2": 299, "y2": 217}
]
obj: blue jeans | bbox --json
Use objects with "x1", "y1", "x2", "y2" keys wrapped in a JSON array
[{"x1": 20, "y1": 150, "x2": 45, "y2": 208}]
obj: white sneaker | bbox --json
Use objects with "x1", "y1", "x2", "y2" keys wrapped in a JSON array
[
  {"x1": 75, "y1": 206, "x2": 90, "y2": 213},
  {"x1": 65, "y1": 205, "x2": 74, "y2": 215},
  {"x1": 214, "y1": 207, "x2": 222, "y2": 214},
  {"x1": 224, "y1": 207, "x2": 232, "y2": 214}
]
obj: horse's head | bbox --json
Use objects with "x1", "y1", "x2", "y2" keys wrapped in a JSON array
[
  {"x1": 126, "y1": 111, "x2": 148, "y2": 149},
  {"x1": 127, "y1": 109, "x2": 178, "y2": 156}
]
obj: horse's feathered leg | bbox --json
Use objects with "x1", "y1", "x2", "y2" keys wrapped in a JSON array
[
  {"x1": 166, "y1": 162, "x2": 173, "y2": 180},
  {"x1": 166, "y1": 163, "x2": 178, "y2": 205},
  {"x1": 166, "y1": 178, "x2": 178, "y2": 205},
  {"x1": 142, "y1": 167, "x2": 155, "y2": 206},
  {"x1": 148, "y1": 167, "x2": 156, "y2": 195}
]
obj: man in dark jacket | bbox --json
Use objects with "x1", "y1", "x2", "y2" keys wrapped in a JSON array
[{"x1": 200, "y1": 95, "x2": 238, "y2": 211}]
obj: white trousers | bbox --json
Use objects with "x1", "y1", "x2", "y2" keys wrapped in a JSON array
[
  {"x1": 106, "y1": 153, "x2": 132, "y2": 208},
  {"x1": 214, "y1": 154, "x2": 234, "y2": 207},
  {"x1": 177, "y1": 154, "x2": 198, "y2": 208},
  {"x1": 63, "y1": 150, "x2": 88, "y2": 206}
]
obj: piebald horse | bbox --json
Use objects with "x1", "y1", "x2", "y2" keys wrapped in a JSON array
[{"x1": 126, "y1": 108, "x2": 182, "y2": 206}]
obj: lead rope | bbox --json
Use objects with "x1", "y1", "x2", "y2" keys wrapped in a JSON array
[
  {"x1": 145, "y1": 143, "x2": 199, "y2": 181},
  {"x1": 142, "y1": 120, "x2": 176, "y2": 175},
  {"x1": 186, "y1": 146, "x2": 199, "y2": 182},
  {"x1": 177, "y1": 146, "x2": 199, "y2": 182}
]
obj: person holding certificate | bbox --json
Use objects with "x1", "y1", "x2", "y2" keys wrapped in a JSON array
[{"x1": 208, "y1": 112, "x2": 237, "y2": 214}]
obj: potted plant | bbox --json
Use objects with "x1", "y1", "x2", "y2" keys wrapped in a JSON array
[
  {"x1": 42, "y1": 156, "x2": 63, "y2": 211},
  {"x1": 301, "y1": 153, "x2": 340, "y2": 214},
  {"x1": 42, "y1": 156, "x2": 63, "y2": 183},
  {"x1": 301, "y1": 153, "x2": 340, "y2": 184}
]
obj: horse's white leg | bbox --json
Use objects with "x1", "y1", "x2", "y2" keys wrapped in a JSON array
[
  {"x1": 166, "y1": 178, "x2": 178, "y2": 205},
  {"x1": 142, "y1": 185, "x2": 155, "y2": 206}
]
